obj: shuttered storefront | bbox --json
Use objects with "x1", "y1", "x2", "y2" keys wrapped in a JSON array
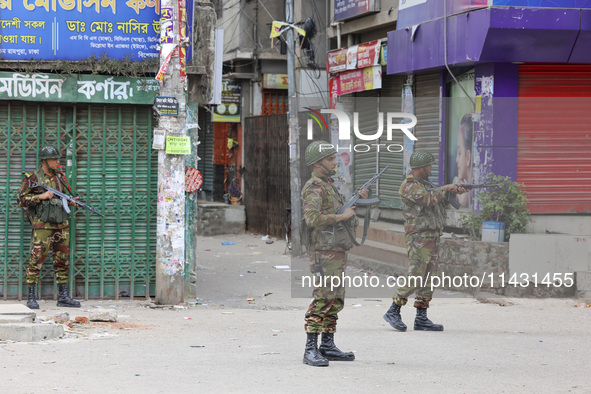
[
  {"x1": 197, "y1": 106, "x2": 214, "y2": 196},
  {"x1": 518, "y1": 64, "x2": 591, "y2": 213},
  {"x1": 414, "y1": 73, "x2": 442, "y2": 181},
  {"x1": 0, "y1": 101, "x2": 157, "y2": 300},
  {"x1": 353, "y1": 90, "x2": 380, "y2": 199},
  {"x1": 352, "y1": 75, "x2": 406, "y2": 208},
  {"x1": 378, "y1": 75, "x2": 406, "y2": 208}
]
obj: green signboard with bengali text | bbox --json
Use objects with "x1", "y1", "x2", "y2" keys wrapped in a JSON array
[{"x1": 0, "y1": 72, "x2": 160, "y2": 105}]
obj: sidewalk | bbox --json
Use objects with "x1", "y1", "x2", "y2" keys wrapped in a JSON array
[{"x1": 1, "y1": 232, "x2": 590, "y2": 393}]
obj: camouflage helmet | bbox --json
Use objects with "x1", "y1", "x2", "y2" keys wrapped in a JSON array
[
  {"x1": 39, "y1": 145, "x2": 60, "y2": 160},
  {"x1": 409, "y1": 150, "x2": 435, "y2": 169},
  {"x1": 305, "y1": 141, "x2": 337, "y2": 166}
]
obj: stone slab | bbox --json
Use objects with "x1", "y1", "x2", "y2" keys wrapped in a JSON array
[
  {"x1": 0, "y1": 303, "x2": 37, "y2": 316},
  {"x1": 0, "y1": 315, "x2": 34, "y2": 324},
  {"x1": 0, "y1": 323, "x2": 64, "y2": 342},
  {"x1": 89, "y1": 309, "x2": 117, "y2": 322}
]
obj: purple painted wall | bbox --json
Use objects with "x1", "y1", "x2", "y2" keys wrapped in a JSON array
[
  {"x1": 387, "y1": 7, "x2": 591, "y2": 75},
  {"x1": 470, "y1": 64, "x2": 519, "y2": 212},
  {"x1": 570, "y1": 10, "x2": 591, "y2": 63}
]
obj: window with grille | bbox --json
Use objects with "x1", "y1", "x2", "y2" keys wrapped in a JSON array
[{"x1": 262, "y1": 90, "x2": 288, "y2": 115}]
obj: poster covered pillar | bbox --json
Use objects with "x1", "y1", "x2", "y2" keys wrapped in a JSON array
[
  {"x1": 471, "y1": 64, "x2": 519, "y2": 211},
  {"x1": 155, "y1": 0, "x2": 188, "y2": 305}
]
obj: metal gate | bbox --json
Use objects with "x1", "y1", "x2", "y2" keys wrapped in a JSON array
[
  {"x1": 0, "y1": 101, "x2": 157, "y2": 300},
  {"x1": 243, "y1": 114, "x2": 290, "y2": 237},
  {"x1": 518, "y1": 64, "x2": 591, "y2": 213}
]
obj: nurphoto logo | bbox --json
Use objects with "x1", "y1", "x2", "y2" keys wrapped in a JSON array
[{"x1": 306, "y1": 108, "x2": 417, "y2": 153}]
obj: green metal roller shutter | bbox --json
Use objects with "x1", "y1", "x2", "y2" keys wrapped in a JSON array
[
  {"x1": 198, "y1": 106, "x2": 214, "y2": 196},
  {"x1": 73, "y1": 104, "x2": 157, "y2": 299},
  {"x1": 0, "y1": 101, "x2": 157, "y2": 300}
]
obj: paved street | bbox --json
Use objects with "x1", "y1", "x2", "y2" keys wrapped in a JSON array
[{"x1": 1, "y1": 233, "x2": 590, "y2": 393}]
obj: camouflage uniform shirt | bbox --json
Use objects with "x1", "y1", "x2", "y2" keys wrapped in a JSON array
[
  {"x1": 18, "y1": 170, "x2": 69, "y2": 230},
  {"x1": 302, "y1": 172, "x2": 347, "y2": 251},
  {"x1": 399, "y1": 174, "x2": 448, "y2": 237}
]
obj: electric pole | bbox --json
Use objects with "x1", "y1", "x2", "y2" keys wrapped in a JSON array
[
  {"x1": 155, "y1": 0, "x2": 186, "y2": 304},
  {"x1": 287, "y1": 0, "x2": 302, "y2": 256}
]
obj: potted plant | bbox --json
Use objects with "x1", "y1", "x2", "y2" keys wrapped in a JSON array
[
  {"x1": 459, "y1": 173, "x2": 531, "y2": 242},
  {"x1": 228, "y1": 181, "x2": 242, "y2": 205}
]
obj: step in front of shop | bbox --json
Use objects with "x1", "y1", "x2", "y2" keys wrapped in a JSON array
[{"x1": 348, "y1": 220, "x2": 409, "y2": 276}]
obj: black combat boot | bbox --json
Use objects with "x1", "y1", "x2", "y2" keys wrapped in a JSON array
[
  {"x1": 318, "y1": 332, "x2": 355, "y2": 361},
  {"x1": 383, "y1": 302, "x2": 407, "y2": 331},
  {"x1": 414, "y1": 307, "x2": 443, "y2": 331},
  {"x1": 303, "y1": 333, "x2": 329, "y2": 367},
  {"x1": 26, "y1": 286, "x2": 39, "y2": 310},
  {"x1": 57, "y1": 284, "x2": 81, "y2": 308}
]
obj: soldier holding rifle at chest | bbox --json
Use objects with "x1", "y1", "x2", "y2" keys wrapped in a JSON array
[
  {"x1": 301, "y1": 141, "x2": 374, "y2": 367},
  {"x1": 17, "y1": 145, "x2": 82, "y2": 309}
]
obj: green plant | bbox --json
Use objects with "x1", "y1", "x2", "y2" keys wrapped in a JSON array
[{"x1": 459, "y1": 173, "x2": 530, "y2": 241}]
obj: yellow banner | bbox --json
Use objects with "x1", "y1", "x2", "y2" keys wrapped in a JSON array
[
  {"x1": 269, "y1": 21, "x2": 305, "y2": 38},
  {"x1": 166, "y1": 136, "x2": 191, "y2": 155}
]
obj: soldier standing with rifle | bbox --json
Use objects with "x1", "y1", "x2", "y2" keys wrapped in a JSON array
[
  {"x1": 301, "y1": 141, "x2": 369, "y2": 367},
  {"x1": 18, "y1": 145, "x2": 81, "y2": 309},
  {"x1": 383, "y1": 150, "x2": 466, "y2": 332}
]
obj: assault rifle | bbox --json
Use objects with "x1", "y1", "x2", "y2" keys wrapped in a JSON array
[
  {"x1": 29, "y1": 180, "x2": 105, "y2": 217},
  {"x1": 336, "y1": 165, "x2": 388, "y2": 214},
  {"x1": 336, "y1": 166, "x2": 388, "y2": 247},
  {"x1": 427, "y1": 183, "x2": 502, "y2": 210}
]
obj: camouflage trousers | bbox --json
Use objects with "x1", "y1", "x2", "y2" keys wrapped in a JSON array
[
  {"x1": 26, "y1": 227, "x2": 70, "y2": 285},
  {"x1": 304, "y1": 250, "x2": 347, "y2": 334},
  {"x1": 393, "y1": 233, "x2": 440, "y2": 309}
]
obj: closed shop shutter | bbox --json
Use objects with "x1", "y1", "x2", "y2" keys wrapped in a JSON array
[
  {"x1": 415, "y1": 73, "x2": 442, "y2": 182},
  {"x1": 0, "y1": 101, "x2": 157, "y2": 299},
  {"x1": 518, "y1": 64, "x2": 591, "y2": 213},
  {"x1": 379, "y1": 75, "x2": 406, "y2": 208},
  {"x1": 353, "y1": 90, "x2": 381, "y2": 200},
  {"x1": 198, "y1": 106, "x2": 214, "y2": 194}
]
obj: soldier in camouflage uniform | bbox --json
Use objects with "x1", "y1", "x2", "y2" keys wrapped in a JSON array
[
  {"x1": 383, "y1": 151, "x2": 465, "y2": 331},
  {"x1": 301, "y1": 140, "x2": 368, "y2": 367},
  {"x1": 18, "y1": 145, "x2": 81, "y2": 309}
]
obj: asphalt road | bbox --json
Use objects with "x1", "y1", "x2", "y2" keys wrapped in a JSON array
[{"x1": 1, "y1": 233, "x2": 590, "y2": 393}]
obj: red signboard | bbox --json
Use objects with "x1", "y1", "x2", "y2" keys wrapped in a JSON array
[
  {"x1": 185, "y1": 167, "x2": 203, "y2": 193},
  {"x1": 327, "y1": 48, "x2": 348, "y2": 74},
  {"x1": 329, "y1": 65, "x2": 382, "y2": 97},
  {"x1": 327, "y1": 40, "x2": 381, "y2": 74},
  {"x1": 357, "y1": 40, "x2": 381, "y2": 68}
]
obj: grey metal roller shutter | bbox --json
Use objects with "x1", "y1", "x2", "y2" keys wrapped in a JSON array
[
  {"x1": 378, "y1": 75, "x2": 405, "y2": 208},
  {"x1": 414, "y1": 73, "x2": 442, "y2": 182},
  {"x1": 353, "y1": 90, "x2": 380, "y2": 199}
]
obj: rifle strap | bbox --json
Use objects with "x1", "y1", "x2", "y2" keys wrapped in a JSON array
[
  {"x1": 344, "y1": 206, "x2": 371, "y2": 247},
  {"x1": 57, "y1": 174, "x2": 74, "y2": 196}
]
